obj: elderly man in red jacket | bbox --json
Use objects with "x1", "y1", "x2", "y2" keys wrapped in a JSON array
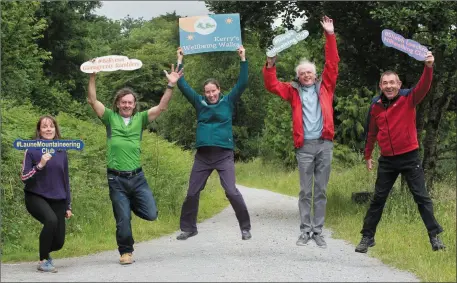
[
  {"x1": 262, "y1": 16, "x2": 339, "y2": 248},
  {"x1": 355, "y1": 51, "x2": 445, "y2": 253}
]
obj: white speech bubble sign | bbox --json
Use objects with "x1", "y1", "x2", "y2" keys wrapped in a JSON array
[
  {"x1": 80, "y1": 55, "x2": 143, "y2": 73},
  {"x1": 266, "y1": 30, "x2": 309, "y2": 57}
]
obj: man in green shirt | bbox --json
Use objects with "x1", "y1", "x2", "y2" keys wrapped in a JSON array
[{"x1": 87, "y1": 64, "x2": 182, "y2": 265}]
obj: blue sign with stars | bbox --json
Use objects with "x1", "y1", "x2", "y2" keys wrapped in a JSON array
[{"x1": 179, "y1": 13, "x2": 242, "y2": 55}]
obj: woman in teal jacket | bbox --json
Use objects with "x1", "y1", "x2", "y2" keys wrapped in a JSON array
[{"x1": 175, "y1": 46, "x2": 251, "y2": 241}]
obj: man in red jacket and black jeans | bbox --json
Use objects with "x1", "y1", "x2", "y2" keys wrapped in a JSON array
[
  {"x1": 356, "y1": 51, "x2": 445, "y2": 253},
  {"x1": 263, "y1": 16, "x2": 339, "y2": 248}
]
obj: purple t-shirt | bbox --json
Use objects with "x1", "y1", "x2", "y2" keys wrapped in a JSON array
[{"x1": 21, "y1": 149, "x2": 71, "y2": 210}]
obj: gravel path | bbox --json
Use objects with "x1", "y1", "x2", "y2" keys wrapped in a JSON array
[{"x1": 1, "y1": 185, "x2": 419, "y2": 282}]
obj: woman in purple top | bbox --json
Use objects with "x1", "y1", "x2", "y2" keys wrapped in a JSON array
[{"x1": 21, "y1": 116, "x2": 73, "y2": 273}]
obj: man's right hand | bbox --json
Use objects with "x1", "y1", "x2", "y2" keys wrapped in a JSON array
[
  {"x1": 366, "y1": 158, "x2": 373, "y2": 171},
  {"x1": 320, "y1": 15, "x2": 334, "y2": 35},
  {"x1": 266, "y1": 56, "x2": 277, "y2": 68},
  {"x1": 164, "y1": 64, "x2": 183, "y2": 85}
]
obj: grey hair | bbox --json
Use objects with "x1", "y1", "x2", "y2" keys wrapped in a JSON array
[{"x1": 295, "y1": 59, "x2": 317, "y2": 77}]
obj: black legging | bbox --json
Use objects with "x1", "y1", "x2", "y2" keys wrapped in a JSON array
[{"x1": 24, "y1": 191, "x2": 66, "y2": 261}]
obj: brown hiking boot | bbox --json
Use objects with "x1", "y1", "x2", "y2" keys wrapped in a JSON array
[{"x1": 119, "y1": 253, "x2": 133, "y2": 265}]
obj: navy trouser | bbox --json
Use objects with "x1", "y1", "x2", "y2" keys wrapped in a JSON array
[
  {"x1": 179, "y1": 146, "x2": 251, "y2": 232},
  {"x1": 361, "y1": 149, "x2": 443, "y2": 237},
  {"x1": 108, "y1": 170, "x2": 158, "y2": 255},
  {"x1": 25, "y1": 191, "x2": 67, "y2": 261}
]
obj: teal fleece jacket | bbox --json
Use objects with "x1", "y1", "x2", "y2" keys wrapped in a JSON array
[{"x1": 177, "y1": 60, "x2": 248, "y2": 150}]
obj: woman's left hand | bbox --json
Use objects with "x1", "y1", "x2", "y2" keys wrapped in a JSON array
[
  {"x1": 65, "y1": 210, "x2": 73, "y2": 219},
  {"x1": 238, "y1": 45, "x2": 246, "y2": 61}
]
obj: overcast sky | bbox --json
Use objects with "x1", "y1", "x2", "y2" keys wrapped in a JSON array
[
  {"x1": 95, "y1": 1, "x2": 306, "y2": 30},
  {"x1": 95, "y1": 1, "x2": 210, "y2": 20}
]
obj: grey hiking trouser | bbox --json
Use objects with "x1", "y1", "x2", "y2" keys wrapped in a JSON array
[
  {"x1": 179, "y1": 146, "x2": 251, "y2": 233},
  {"x1": 296, "y1": 138, "x2": 333, "y2": 234}
]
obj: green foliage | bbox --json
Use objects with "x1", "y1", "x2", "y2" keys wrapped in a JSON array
[
  {"x1": 334, "y1": 87, "x2": 372, "y2": 151},
  {"x1": 35, "y1": 1, "x2": 102, "y2": 101},
  {"x1": 1, "y1": 1, "x2": 50, "y2": 103},
  {"x1": 260, "y1": 95, "x2": 296, "y2": 168}
]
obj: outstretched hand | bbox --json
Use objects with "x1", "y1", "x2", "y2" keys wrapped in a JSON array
[
  {"x1": 424, "y1": 51, "x2": 434, "y2": 67},
  {"x1": 266, "y1": 55, "x2": 277, "y2": 68},
  {"x1": 238, "y1": 45, "x2": 246, "y2": 61},
  {"x1": 164, "y1": 64, "x2": 183, "y2": 85},
  {"x1": 320, "y1": 15, "x2": 334, "y2": 34},
  {"x1": 177, "y1": 47, "x2": 184, "y2": 63},
  {"x1": 90, "y1": 58, "x2": 98, "y2": 76}
]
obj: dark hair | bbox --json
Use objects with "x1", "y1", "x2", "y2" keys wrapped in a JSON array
[
  {"x1": 112, "y1": 87, "x2": 139, "y2": 115},
  {"x1": 34, "y1": 115, "x2": 62, "y2": 140},
  {"x1": 379, "y1": 70, "x2": 400, "y2": 84},
  {"x1": 203, "y1": 78, "x2": 221, "y2": 90}
]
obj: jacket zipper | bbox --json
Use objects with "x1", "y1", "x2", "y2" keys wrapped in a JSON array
[{"x1": 384, "y1": 108, "x2": 395, "y2": 155}]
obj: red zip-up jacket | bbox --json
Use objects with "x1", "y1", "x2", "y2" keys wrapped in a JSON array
[
  {"x1": 364, "y1": 66, "x2": 433, "y2": 160},
  {"x1": 262, "y1": 32, "x2": 339, "y2": 148}
]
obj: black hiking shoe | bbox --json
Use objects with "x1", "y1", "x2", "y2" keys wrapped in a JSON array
[
  {"x1": 430, "y1": 235, "x2": 446, "y2": 251},
  {"x1": 241, "y1": 230, "x2": 252, "y2": 240},
  {"x1": 176, "y1": 231, "x2": 198, "y2": 240},
  {"x1": 355, "y1": 236, "x2": 375, "y2": 253}
]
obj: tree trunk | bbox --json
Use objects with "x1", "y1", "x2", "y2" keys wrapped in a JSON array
[
  {"x1": 416, "y1": 102, "x2": 427, "y2": 146},
  {"x1": 421, "y1": 82, "x2": 453, "y2": 192}
]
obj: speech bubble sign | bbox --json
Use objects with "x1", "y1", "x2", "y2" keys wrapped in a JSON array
[
  {"x1": 80, "y1": 55, "x2": 143, "y2": 73},
  {"x1": 381, "y1": 29, "x2": 429, "y2": 61},
  {"x1": 266, "y1": 30, "x2": 309, "y2": 57},
  {"x1": 13, "y1": 139, "x2": 85, "y2": 154}
]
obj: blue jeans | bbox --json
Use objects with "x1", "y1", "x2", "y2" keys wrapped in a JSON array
[{"x1": 108, "y1": 171, "x2": 158, "y2": 255}]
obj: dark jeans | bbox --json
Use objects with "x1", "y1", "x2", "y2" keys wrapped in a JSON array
[
  {"x1": 108, "y1": 170, "x2": 158, "y2": 255},
  {"x1": 361, "y1": 149, "x2": 443, "y2": 237},
  {"x1": 180, "y1": 147, "x2": 251, "y2": 232},
  {"x1": 24, "y1": 191, "x2": 66, "y2": 261}
]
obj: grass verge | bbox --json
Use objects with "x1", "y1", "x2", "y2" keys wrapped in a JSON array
[{"x1": 235, "y1": 158, "x2": 456, "y2": 282}]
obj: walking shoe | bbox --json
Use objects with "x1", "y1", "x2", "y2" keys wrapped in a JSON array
[
  {"x1": 37, "y1": 259, "x2": 57, "y2": 273},
  {"x1": 176, "y1": 231, "x2": 198, "y2": 240},
  {"x1": 48, "y1": 255, "x2": 53, "y2": 266},
  {"x1": 312, "y1": 233, "x2": 327, "y2": 248},
  {"x1": 241, "y1": 230, "x2": 252, "y2": 240},
  {"x1": 119, "y1": 253, "x2": 134, "y2": 265},
  {"x1": 430, "y1": 235, "x2": 446, "y2": 251},
  {"x1": 296, "y1": 232, "x2": 311, "y2": 246},
  {"x1": 355, "y1": 236, "x2": 375, "y2": 253}
]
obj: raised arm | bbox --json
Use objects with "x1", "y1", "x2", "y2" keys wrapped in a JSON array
[
  {"x1": 147, "y1": 64, "x2": 183, "y2": 122},
  {"x1": 408, "y1": 52, "x2": 434, "y2": 107},
  {"x1": 320, "y1": 16, "x2": 340, "y2": 97},
  {"x1": 262, "y1": 56, "x2": 294, "y2": 101},
  {"x1": 176, "y1": 47, "x2": 200, "y2": 107},
  {"x1": 227, "y1": 46, "x2": 248, "y2": 104},
  {"x1": 87, "y1": 72, "x2": 106, "y2": 118}
]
